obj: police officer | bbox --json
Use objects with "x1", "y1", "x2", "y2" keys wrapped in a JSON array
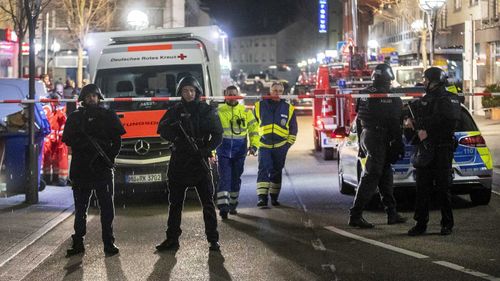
[
  {"x1": 216, "y1": 85, "x2": 259, "y2": 219},
  {"x1": 156, "y1": 76, "x2": 223, "y2": 252},
  {"x1": 349, "y1": 63, "x2": 407, "y2": 228},
  {"x1": 406, "y1": 67, "x2": 461, "y2": 236},
  {"x1": 62, "y1": 84, "x2": 126, "y2": 256},
  {"x1": 253, "y1": 82, "x2": 297, "y2": 207}
]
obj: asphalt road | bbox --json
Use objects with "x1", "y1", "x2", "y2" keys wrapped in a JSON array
[{"x1": 4, "y1": 116, "x2": 500, "y2": 281}]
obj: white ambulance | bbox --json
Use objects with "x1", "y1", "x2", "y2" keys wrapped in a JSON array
[{"x1": 86, "y1": 26, "x2": 231, "y2": 195}]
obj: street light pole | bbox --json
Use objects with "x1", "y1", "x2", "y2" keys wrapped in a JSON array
[{"x1": 419, "y1": 0, "x2": 446, "y2": 66}]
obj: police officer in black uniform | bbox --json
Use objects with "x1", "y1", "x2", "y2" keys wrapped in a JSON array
[
  {"x1": 156, "y1": 76, "x2": 223, "y2": 252},
  {"x1": 406, "y1": 67, "x2": 461, "y2": 236},
  {"x1": 62, "y1": 84, "x2": 126, "y2": 256},
  {"x1": 349, "y1": 63, "x2": 407, "y2": 228}
]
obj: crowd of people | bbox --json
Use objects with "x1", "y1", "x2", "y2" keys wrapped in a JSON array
[{"x1": 46, "y1": 63, "x2": 459, "y2": 257}]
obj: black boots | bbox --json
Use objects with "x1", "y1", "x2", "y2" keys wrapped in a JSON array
[
  {"x1": 104, "y1": 243, "x2": 120, "y2": 256},
  {"x1": 66, "y1": 237, "x2": 85, "y2": 256},
  {"x1": 209, "y1": 241, "x2": 220, "y2": 251},
  {"x1": 156, "y1": 239, "x2": 180, "y2": 252},
  {"x1": 220, "y1": 210, "x2": 228, "y2": 220},
  {"x1": 270, "y1": 194, "x2": 280, "y2": 206},
  {"x1": 387, "y1": 213, "x2": 408, "y2": 225},
  {"x1": 257, "y1": 195, "x2": 268, "y2": 207},
  {"x1": 348, "y1": 217, "x2": 375, "y2": 228},
  {"x1": 408, "y1": 224, "x2": 427, "y2": 236}
]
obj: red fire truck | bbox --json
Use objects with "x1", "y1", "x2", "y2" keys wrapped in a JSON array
[{"x1": 312, "y1": 61, "x2": 373, "y2": 160}]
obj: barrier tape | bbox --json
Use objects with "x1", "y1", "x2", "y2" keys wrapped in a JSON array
[{"x1": 1, "y1": 92, "x2": 499, "y2": 104}]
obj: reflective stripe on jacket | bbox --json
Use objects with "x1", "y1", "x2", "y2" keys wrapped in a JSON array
[
  {"x1": 253, "y1": 99, "x2": 297, "y2": 149},
  {"x1": 216, "y1": 103, "x2": 259, "y2": 158}
]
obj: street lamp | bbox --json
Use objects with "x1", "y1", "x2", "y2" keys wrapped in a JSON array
[
  {"x1": 419, "y1": 0, "x2": 446, "y2": 66},
  {"x1": 127, "y1": 10, "x2": 149, "y2": 30}
]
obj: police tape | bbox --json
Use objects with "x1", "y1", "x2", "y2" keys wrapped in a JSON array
[{"x1": 1, "y1": 92, "x2": 500, "y2": 104}]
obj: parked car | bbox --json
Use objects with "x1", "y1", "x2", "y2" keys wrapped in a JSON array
[
  {"x1": 242, "y1": 73, "x2": 288, "y2": 95},
  {"x1": 338, "y1": 104, "x2": 493, "y2": 205}
]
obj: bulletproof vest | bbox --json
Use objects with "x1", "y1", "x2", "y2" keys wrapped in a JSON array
[{"x1": 356, "y1": 86, "x2": 402, "y2": 125}]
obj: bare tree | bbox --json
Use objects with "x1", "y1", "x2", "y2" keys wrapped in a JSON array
[
  {"x1": 376, "y1": 0, "x2": 428, "y2": 68},
  {"x1": 60, "y1": 0, "x2": 116, "y2": 88},
  {"x1": 0, "y1": 0, "x2": 51, "y2": 77}
]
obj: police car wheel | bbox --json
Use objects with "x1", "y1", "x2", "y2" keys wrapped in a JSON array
[
  {"x1": 470, "y1": 188, "x2": 491, "y2": 205},
  {"x1": 323, "y1": 148, "x2": 334, "y2": 160}
]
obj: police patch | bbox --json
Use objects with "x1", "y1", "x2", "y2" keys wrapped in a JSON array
[{"x1": 281, "y1": 118, "x2": 287, "y2": 126}]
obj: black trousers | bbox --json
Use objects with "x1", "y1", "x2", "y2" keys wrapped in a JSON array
[
  {"x1": 72, "y1": 179, "x2": 115, "y2": 244},
  {"x1": 414, "y1": 145, "x2": 454, "y2": 228},
  {"x1": 350, "y1": 128, "x2": 397, "y2": 218},
  {"x1": 166, "y1": 175, "x2": 219, "y2": 243}
]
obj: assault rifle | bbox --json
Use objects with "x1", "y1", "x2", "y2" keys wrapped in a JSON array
[
  {"x1": 171, "y1": 120, "x2": 211, "y2": 173},
  {"x1": 81, "y1": 128, "x2": 116, "y2": 170}
]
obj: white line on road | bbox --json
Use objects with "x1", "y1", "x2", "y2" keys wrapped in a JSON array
[
  {"x1": 492, "y1": 190, "x2": 500, "y2": 196},
  {"x1": 0, "y1": 206, "x2": 74, "y2": 268},
  {"x1": 324, "y1": 226, "x2": 429, "y2": 259},
  {"x1": 324, "y1": 225, "x2": 500, "y2": 280},
  {"x1": 433, "y1": 261, "x2": 500, "y2": 281}
]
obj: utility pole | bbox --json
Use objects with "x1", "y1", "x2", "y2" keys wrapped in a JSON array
[
  {"x1": 469, "y1": 14, "x2": 475, "y2": 112},
  {"x1": 25, "y1": 0, "x2": 42, "y2": 204},
  {"x1": 44, "y1": 12, "x2": 49, "y2": 74}
]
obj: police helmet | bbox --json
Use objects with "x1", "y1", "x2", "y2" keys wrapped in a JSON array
[
  {"x1": 78, "y1": 83, "x2": 104, "y2": 102},
  {"x1": 176, "y1": 76, "x2": 203, "y2": 98},
  {"x1": 371, "y1": 63, "x2": 395, "y2": 83},
  {"x1": 423, "y1": 67, "x2": 447, "y2": 84}
]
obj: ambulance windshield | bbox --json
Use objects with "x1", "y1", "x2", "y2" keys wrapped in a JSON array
[{"x1": 95, "y1": 64, "x2": 204, "y2": 111}]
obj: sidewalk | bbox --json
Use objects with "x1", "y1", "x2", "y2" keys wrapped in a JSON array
[{"x1": 0, "y1": 186, "x2": 74, "y2": 267}]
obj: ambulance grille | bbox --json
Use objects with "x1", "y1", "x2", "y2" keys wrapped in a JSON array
[{"x1": 119, "y1": 137, "x2": 172, "y2": 159}]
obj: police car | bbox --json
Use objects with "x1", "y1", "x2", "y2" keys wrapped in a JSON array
[{"x1": 337, "y1": 104, "x2": 493, "y2": 205}]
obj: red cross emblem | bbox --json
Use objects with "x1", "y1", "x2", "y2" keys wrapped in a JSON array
[{"x1": 178, "y1": 53, "x2": 187, "y2": 60}]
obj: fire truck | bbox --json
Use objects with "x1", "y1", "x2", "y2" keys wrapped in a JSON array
[
  {"x1": 86, "y1": 26, "x2": 231, "y2": 195},
  {"x1": 312, "y1": 60, "x2": 373, "y2": 160}
]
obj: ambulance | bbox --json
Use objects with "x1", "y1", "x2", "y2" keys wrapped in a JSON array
[{"x1": 86, "y1": 26, "x2": 231, "y2": 195}]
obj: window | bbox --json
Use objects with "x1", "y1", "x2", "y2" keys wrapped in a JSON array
[
  {"x1": 95, "y1": 65, "x2": 204, "y2": 112},
  {"x1": 469, "y1": 0, "x2": 478, "y2": 6},
  {"x1": 454, "y1": 0, "x2": 462, "y2": 10}
]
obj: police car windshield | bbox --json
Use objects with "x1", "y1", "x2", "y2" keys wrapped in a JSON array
[{"x1": 95, "y1": 65, "x2": 204, "y2": 111}]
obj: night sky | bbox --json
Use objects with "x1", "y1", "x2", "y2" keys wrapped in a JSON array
[{"x1": 201, "y1": 0, "x2": 317, "y2": 36}]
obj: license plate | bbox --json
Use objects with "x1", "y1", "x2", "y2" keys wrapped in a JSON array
[{"x1": 126, "y1": 174, "x2": 162, "y2": 183}]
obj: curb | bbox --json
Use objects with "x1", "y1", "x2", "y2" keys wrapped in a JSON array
[{"x1": 0, "y1": 205, "x2": 74, "y2": 268}]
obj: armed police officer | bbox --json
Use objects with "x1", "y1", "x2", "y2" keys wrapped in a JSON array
[
  {"x1": 62, "y1": 84, "x2": 126, "y2": 256},
  {"x1": 349, "y1": 63, "x2": 407, "y2": 228},
  {"x1": 156, "y1": 76, "x2": 223, "y2": 252},
  {"x1": 405, "y1": 67, "x2": 461, "y2": 236}
]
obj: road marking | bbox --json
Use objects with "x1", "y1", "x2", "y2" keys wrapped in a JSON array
[
  {"x1": 0, "y1": 206, "x2": 74, "y2": 268},
  {"x1": 492, "y1": 190, "x2": 500, "y2": 196},
  {"x1": 324, "y1": 226, "x2": 428, "y2": 259},
  {"x1": 324, "y1": 225, "x2": 500, "y2": 280},
  {"x1": 433, "y1": 261, "x2": 500, "y2": 281},
  {"x1": 311, "y1": 238, "x2": 326, "y2": 251}
]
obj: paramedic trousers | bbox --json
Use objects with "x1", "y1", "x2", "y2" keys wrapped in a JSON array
[
  {"x1": 217, "y1": 156, "x2": 246, "y2": 212},
  {"x1": 72, "y1": 179, "x2": 115, "y2": 244},
  {"x1": 350, "y1": 128, "x2": 397, "y2": 219},
  {"x1": 166, "y1": 176, "x2": 219, "y2": 243},
  {"x1": 257, "y1": 145, "x2": 290, "y2": 198}
]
